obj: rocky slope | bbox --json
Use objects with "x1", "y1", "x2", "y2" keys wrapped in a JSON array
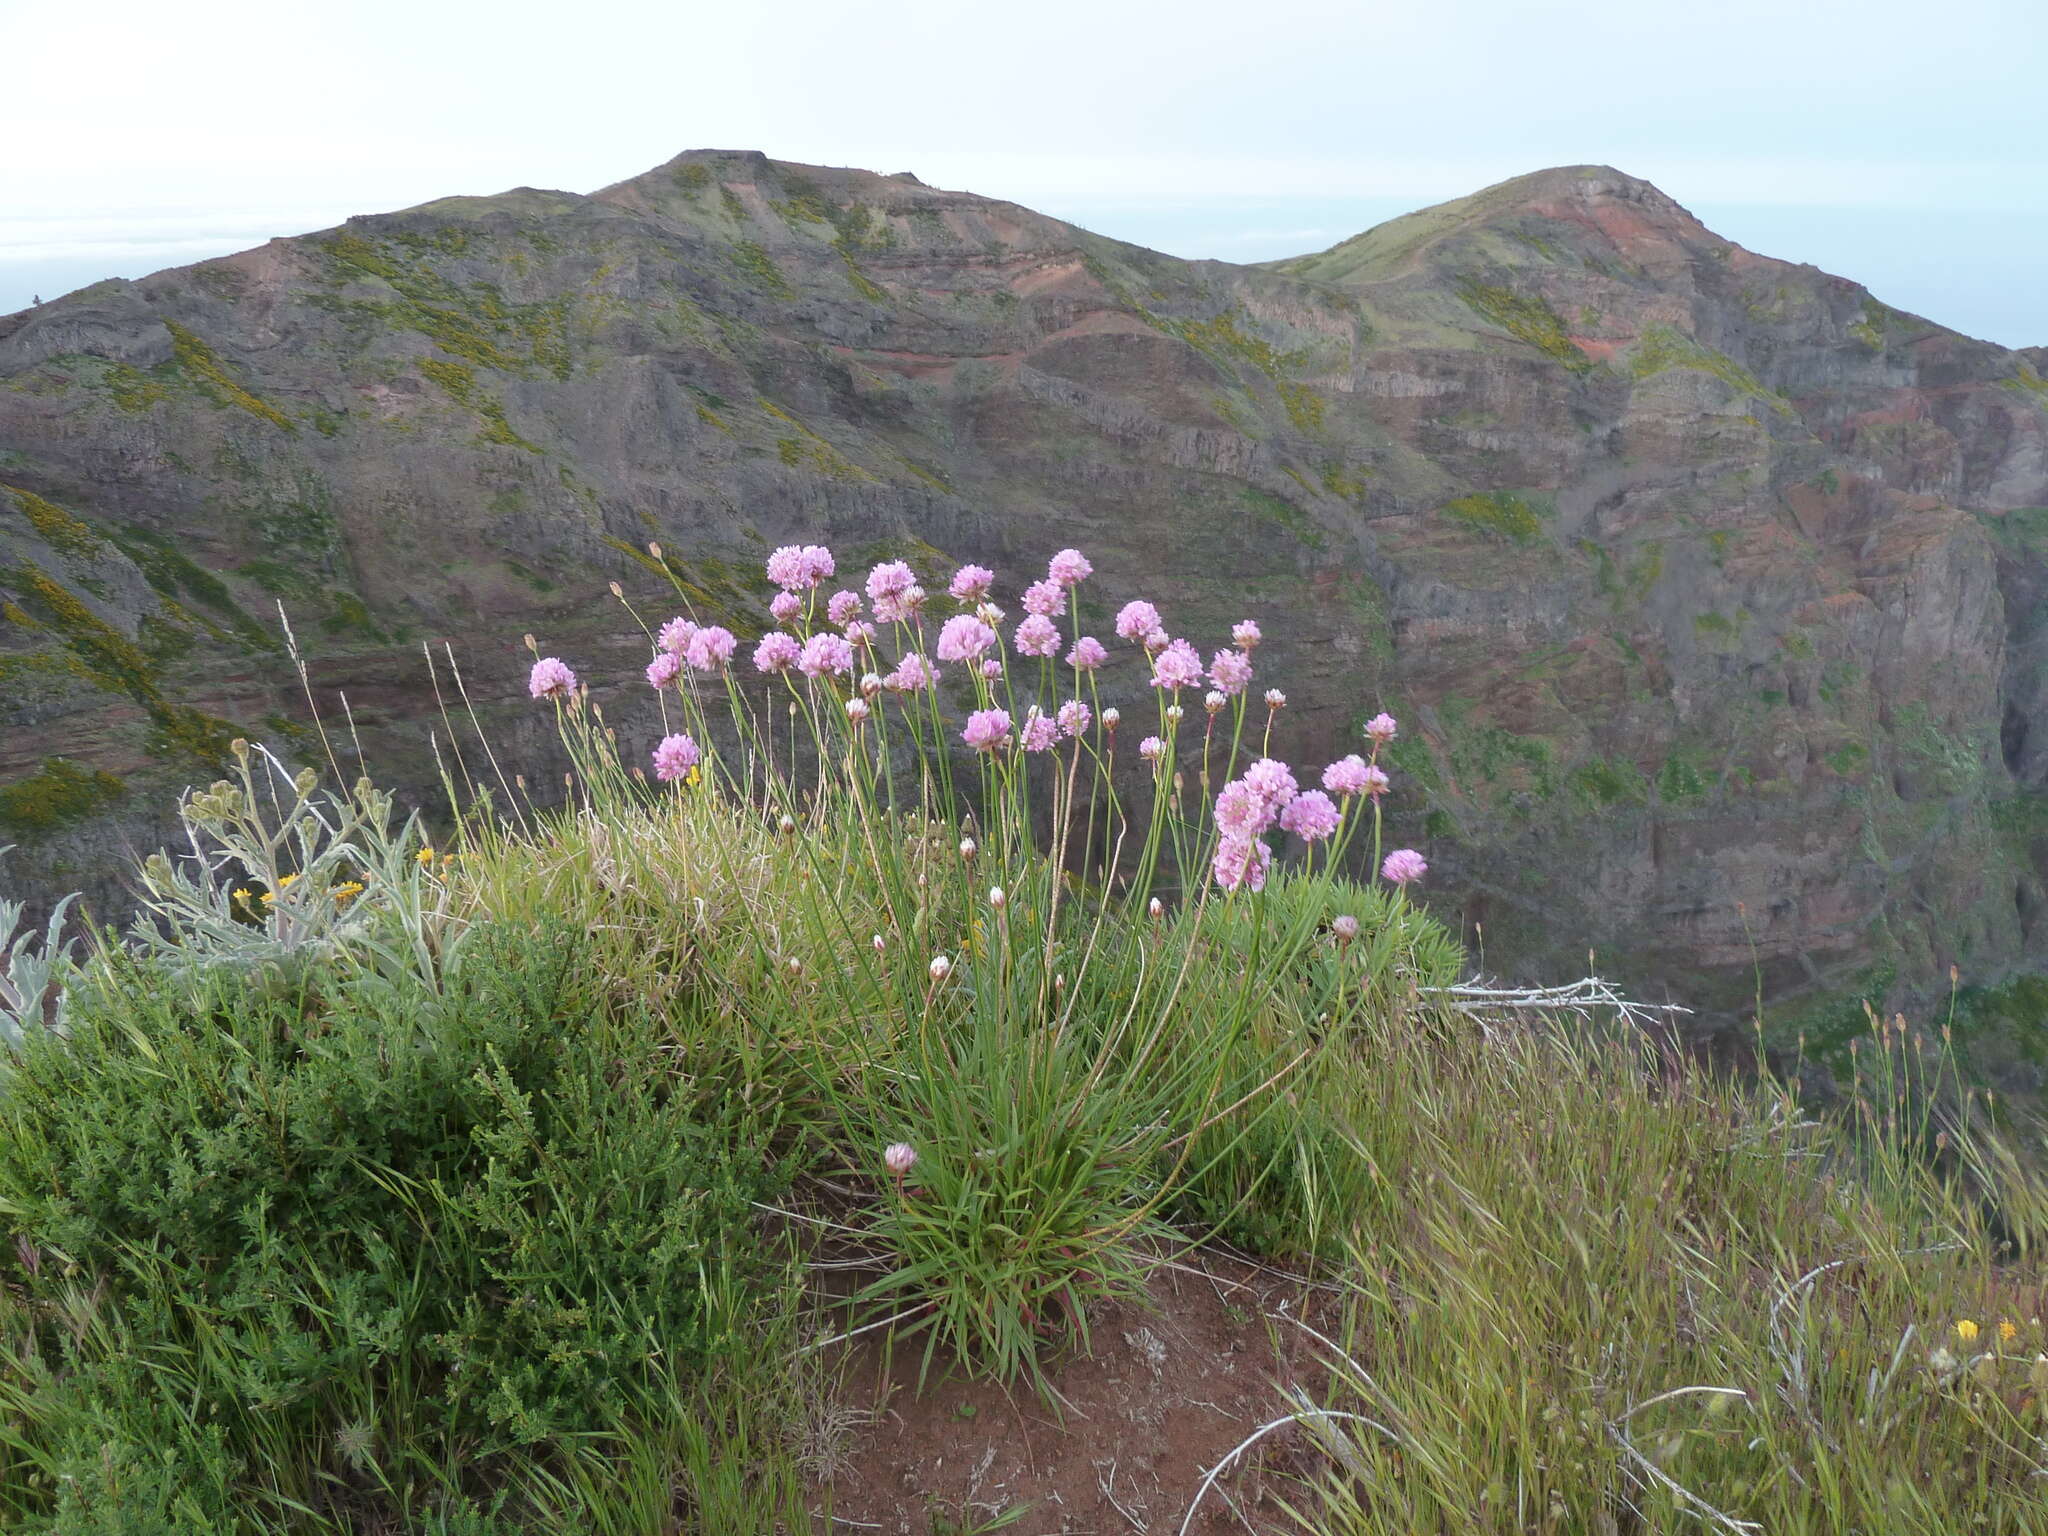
[{"x1": 2, "y1": 152, "x2": 2043, "y2": 1031}]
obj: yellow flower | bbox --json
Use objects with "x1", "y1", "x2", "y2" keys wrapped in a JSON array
[
  {"x1": 2000, "y1": 1319, "x2": 2019, "y2": 1344},
  {"x1": 331, "y1": 881, "x2": 365, "y2": 903},
  {"x1": 231, "y1": 888, "x2": 251, "y2": 903},
  {"x1": 1956, "y1": 1319, "x2": 1980, "y2": 1343},
  {"x1": 277, "y1": 873, "x2": 299, "y2": 889},
  {"x1": 686, "y1": 764, "x2": 701, "y2": 787},
  {"x1": 260, "y1": 891, "x2": 277, "y2": 904},
  {"x1": 416, "y1": 847, "x2": 435, "y2": 867}
]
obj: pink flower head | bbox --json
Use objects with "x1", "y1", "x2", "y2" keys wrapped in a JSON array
[
  {"x1": 1362, "y1": 764, "x2": 1390, "y2": 798},
  {"x1": 1209, "y1": 647, "x2": 1253, "y2": 695},
  {"x1": 935, "y1": 614, "x2": 997, "y2": 662},
  {"x1": 770, "y1": 590, "x2": 803, "y2": 624},
  {"x1": 1020, "y1": 709, "x2": 1059, "y2": 753},
  {"x1": 1279, "y1": 789, "x2": 1340, "y2": 842},
  {"x1": 1214, "y1": 779, "x2": 1271, "y2": 837},
  {"x1": 979, "y1": 658, "x2": 1001, "y2": 679},
  {"x1": 528, "y1": 657, "x2": 576, "y2": 699},
  {"x1": 1232, "y1": 619, "x2": 1261, "y2": 651},
  {"x1": 1022, "y1": 579, "x2": 1066, "y2": 618},
  {"x1": 646, "y1": 650, "x2": 682, "y2": 689},
  {"x1": 1139, "y1": 735, "x2": 1166, "y2": 763},
  {"x1": 684, "y1": 626, "x2": 737, "y2": 672},
  {"x1": 962, "y1": 708, "x2": 1012, "y2": 752},
  {"x1": 1066, "y1": 635, "x2": 1107, "y2": 671},
  {"x1": 843, "y1": 620, "x2": 877, "y2": 649},
  {"x1": 1014, "y1": 613, "x2": 1061, "y2": 657},
  {"x1": 886, "y1": 652, "x2": 937, "y2": 692},
  {"x1": 1243, "y1": 758, "x2": 1299, "y2": 808},
  {"x1": 884, "y1": 1141, "x2": 917, "y2": 1177},
  {"x1": 1212, "y1": 834, "x2": 1271, "y2": 893},
  {"x1": 872, "y1": 585, "x2": 924, "y2": 624},
  {"x1": 1151, "y1": 638, "x2": 1204, "y2": 691},
  {"x1": 1365, "y1": 712, "x2": 1399, "y2": 745},
  {"x1": 652, "y1": 733, "x2": 700, "y2": 782},
  {"x1": 1381, "y1": 848, "x2": 1428, "y2": 887},
  {"x1": 798, "y1": 631, "x2": 855, "y2": 678},
  {"x1": 1143, "y1": 628, "x2": 1170, "y2": 654},
  {"x1": 1047, "y1": 547, "x2": 1092, "y2": 587},
  {"x1": 948, "y1": 564, "x2": 995, "y2": 602},
  {"x1": 753, "y1": 631, "x2": 801, "y2": 673},
  {"x1": 827, "y1": 589, "x2": 863, "y2": 627},
  {"x1": 1057, "y1": 698, "x2": 1090, "y2": 737},
  {"x1": 1115, "y1": 600, "x2": 1163, "y2": 642},
  {"x1": 657, "y1": 616, "x2": 698, "y2": 655},
  {"x1": 767, "y1": 544, "x2": 834, "y2": 591},
  {"x1": 1322, "y1": 755, "x2": 1371, "y2": 797},
  {"x1": 866, "y1": 560, "x2": 916, "y2": 603}
]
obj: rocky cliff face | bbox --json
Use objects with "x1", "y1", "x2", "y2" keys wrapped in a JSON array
[{"x1": 2, "y1": 153, "x2": 2043, "y2": 1029}]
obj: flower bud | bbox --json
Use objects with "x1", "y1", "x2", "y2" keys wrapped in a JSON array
[
  {"x1": 884, "y1": 1141, "x2": 917, "y2": 1176},
  {"x1": 959, "y1": 837, "x2": 977, "y2": 860},
  {"x1": 989, "y1": 886, "x2": 1006, "y2": 910},
  {"x1": 608, "y1": 580, "x2": 623, "y2": 598},
  {"x1": 1148, "y1": 897, "x2": 1163, "y2": 919},
  {"x1": 929, "y1": 954, "x2": 952, "y2": 982},
  {"x1": 1204, "y1": 690, "x2": 1225, "y2": 714},
  {"x1": 872, "y1": 933, "x2": 886, "y2": 953},
  {"x1": 785, "y1": 956, "x2": 803, "y2": 977},
  {"x1": 861, "y1": 671, "x2": 884, "y2": 697},
  {"x1": 1333, "y1": 914, "x2": 1360, "y2": 943},
  {"x1": 778, "y1": 813, "x2": 797, "y2": 835},
  {"x1": 1264, "y1": 688, "x2": 1287, "y2": 709},
  {"x1": 1165, "y1": 704, "x2": 1184, "y2": 723},
  {"x1": 845, "y1": 697, "x2": 871, "y2": 724},
  {"x1": 1102, "y1": 708, "x2": 1121, "y2": 730}
]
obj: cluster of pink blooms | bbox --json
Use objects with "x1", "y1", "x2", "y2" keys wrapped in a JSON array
[
  {"x1": 538, "y1": 536, "x2": 1433, "y2": 892},
  {"x1": 765, "y1": 544, "x2": 835, "y2": 591},
  {"x1": 528, "y1": 657, "x2": 577, "y2": 699},
  {"x1": 651, "y1": 732, "x2": 700, "y2": 782}
]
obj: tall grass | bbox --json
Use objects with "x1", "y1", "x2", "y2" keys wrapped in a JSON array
[{"x1": 0, "y1": 539, "x2": 2041, "y2": 1531}]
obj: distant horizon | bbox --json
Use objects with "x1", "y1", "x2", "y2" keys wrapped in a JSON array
[{"x1": 4, "y1": 154, "x2": 2044, "y2": 353}]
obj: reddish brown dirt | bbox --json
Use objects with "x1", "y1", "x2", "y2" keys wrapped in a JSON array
[{"x1": 812, "y1": 1253, "x2": 1338, "y2": 1535}]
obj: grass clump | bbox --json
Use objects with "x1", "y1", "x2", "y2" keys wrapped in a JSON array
[{"x1": 1, "y1": 540, "x2": 2044, "y2": 1532}]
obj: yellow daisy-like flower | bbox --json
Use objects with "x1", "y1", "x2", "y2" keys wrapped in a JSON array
[
  {"x1": 1956, "y1": 1319, "x2": 1980, "y2": 1343},
  {"x1": 2000, "y1": 1319, "x2": 2019, "y2": 1344},
  {"x1": 332, "y1": 881, "x2": 365, "y2": 903},
  {"x1": 231, "y1": 888, "x2": 251, "y2": 903},
  {"x1": 260, "y1": 891, "x2": 277, "y2": 904},
  {"x1": 416, "y1": 847, "x2": 435, "y2": 867},
  {"x1": 277, "y1": 873, "x2": 299, "y2": 889}
]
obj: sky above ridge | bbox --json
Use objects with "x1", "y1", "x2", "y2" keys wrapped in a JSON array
[{"x1": 4, "y1": 0, "x2": 2045, "y2": 347}]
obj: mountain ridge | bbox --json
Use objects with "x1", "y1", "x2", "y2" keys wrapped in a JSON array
[{"x1": 2, "y1": 149, "x2": 2042, "y2": 1050}]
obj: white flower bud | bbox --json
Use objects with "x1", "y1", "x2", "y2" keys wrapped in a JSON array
[
  {"x1": 989, "y1": 885, "x2": 1006, "y2": 909},
  {"x1": 959, "y1": 837, "x2": 977, "y2": 860},
  {"x1": 929, "y1": 954, "x2": 952, "y2": 982},
  {"x1": 778, "y1": 813, "x2": 797, "y2": 835},
  {"x1": 1148, "y1": 897, "x2": 1164, "y2": 919},
  {"x1": 845, "y1": 697, "x2": 871, "y2": 723},
  {"x1": 1264, "y1": 688, "x2": 1287, "y2": 709},
  {"x1": 872, "y1": 933, "x2": 886, "y2": 953},
  {"x1": 785, "y1": 955, "x2": 803, "y2": 976},
  {"x1": 1204, "y1": 690, "x2": 1226, "y2": 714},
  {"x1": 1333, "y1": 914, "x2": 1360, "y2": 942},
  {"x1": 1165, "y1": 704, "x2": 1184, "y2": 723},
  {"x1": 860, "y1": 671, "x2": 884, "y2": 697},
  {"x1": 1102, "y1": 708, "x2": 1121, "y2": 729}
]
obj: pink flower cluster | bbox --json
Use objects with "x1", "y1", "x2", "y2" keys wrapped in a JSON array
[
  {"x1": 767, "y1": 544, "x2": 835, "y2": 591},
  {"x1": 936, "y1": 614, "x2": 996, "y2": 662},
  {"x1": 652, "y1": 733, "x2": 700, "y2": 782},
  {"x1": 866, "y1": 560, "x2": 924, "y2": 622},
  {"x1": 962, "y1": 708, "x2": 1011, "y2": 752},
  {"x1": 528, "y1": 657, "x2": 576, "y2": 699}
]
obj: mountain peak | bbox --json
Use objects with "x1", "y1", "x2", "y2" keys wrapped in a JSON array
[{"x1": 1268, "y1": 163, "x2": 1710, "y2": 287}]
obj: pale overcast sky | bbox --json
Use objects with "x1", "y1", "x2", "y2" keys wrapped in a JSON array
[{"x1": 4, "y1": 0, "x2": 2044, "y2": 346}]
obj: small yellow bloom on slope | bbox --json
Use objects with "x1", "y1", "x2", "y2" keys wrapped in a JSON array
[
  {"x1": 1999, "y1": 1319, "x2": 2019, "y2": 1344},
  {"x1": 1955, "y1": 1319, "x2": 1980, "y2": 1343},
  {"x1": 417, "y1": 847, "x2": 435, "y2": 867}
]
